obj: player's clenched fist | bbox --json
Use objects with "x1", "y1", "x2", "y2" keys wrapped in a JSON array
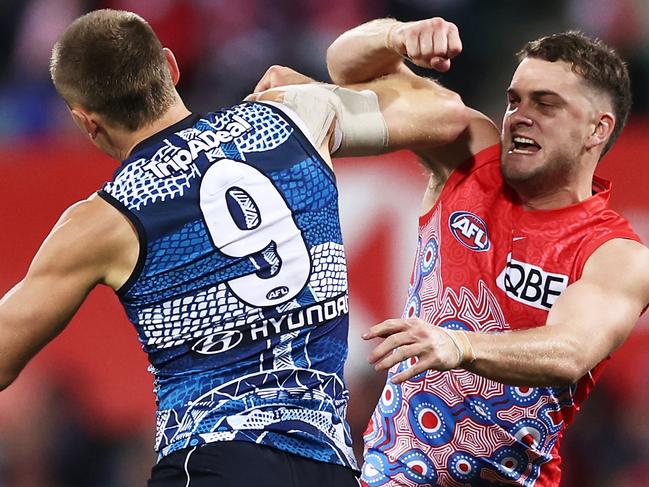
[
  {"x1": 386, "y1": 17, "x2": 462, "y2": 72},
  {"x1": 362, "y1": 317, "x2": 475, "y2": 383}
]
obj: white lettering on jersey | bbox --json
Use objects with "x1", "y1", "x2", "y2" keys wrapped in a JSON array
[
  {"x1": 496, "y1": 253, "x2": 568, "y2": 310},
  {"x1": 143, "y1": 115, "x2": 252, "y2": 178},
  {"x1": 192, "y1": 294, "x2": 349, "y2": 354}
]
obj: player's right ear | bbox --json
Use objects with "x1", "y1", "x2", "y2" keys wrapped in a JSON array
[
  {"x1": 70, "y1": 108, "x2": 98, "y2": 140},
  {"x1": 163, "y1": 48, "x2": 180, "y2": 86}
]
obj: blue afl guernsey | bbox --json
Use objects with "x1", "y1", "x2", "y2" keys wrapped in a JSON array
[{"x1": 98, "y1": 102, "x2": 356, "y2": 469}]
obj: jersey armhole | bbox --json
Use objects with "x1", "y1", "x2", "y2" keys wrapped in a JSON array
[
  {"x1": 259, "y1": 100, "x2": 321, "y2": 147},
  {"x1": 96, "y1": 189, "x2": 148, "y2": 297},
  {"x1": 253, "y1": 101, "x2": 337, "y2": 181},
  {"x1": 446, "y1": 143, "x2": 502, "y2": 190},
  {"x1": 419, "y1": 143, "x2": 501, "y2": 225}
]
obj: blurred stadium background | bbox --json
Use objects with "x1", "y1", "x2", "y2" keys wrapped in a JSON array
[{"x1": 0, "y1": 0, "x2": 648, "y2": 485}]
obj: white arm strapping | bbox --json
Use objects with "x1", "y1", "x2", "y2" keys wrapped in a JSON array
[{"x1": 270, "y1": 83, "x2": 389, "y2": 156}]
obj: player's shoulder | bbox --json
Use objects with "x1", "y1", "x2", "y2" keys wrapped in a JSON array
[
  {"x1": 584, "y1": 238, "x2": 649, "y2": 295},
  {"x1": 57, "y1": 193, "x2": 124, "y2": 231},
  {"x1": 51, "y1": 194, "x2": 136, "y2": 264},
  {"x1": 41, "y1": 194, "x2": 139, "y2": 289},
  {"x1": 465, "y1": 108, "x2": 500, "y2": 152},
  {"x1": 588, "y1": 238, "x2": 649, "y2": 265},
  {"x1": 417, "y1": 107, "x2": 499, "y2": 179}
]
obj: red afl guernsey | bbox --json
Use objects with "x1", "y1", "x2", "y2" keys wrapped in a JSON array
[{"x1": 361, "y1": 144, "x2": 641, "y2": 487}]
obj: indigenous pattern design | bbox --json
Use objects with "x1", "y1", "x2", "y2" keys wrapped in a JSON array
[
  {"x1": 100, "y1": 102, "x2": 356, "y2": 469},
  {"x1": 362, "y1": 145, "x2": 640, "y2": 486}
]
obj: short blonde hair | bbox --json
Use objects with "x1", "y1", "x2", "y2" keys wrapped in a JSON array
[{"x1": 50, "y1": 9, "x2": 176, "y2": 130}]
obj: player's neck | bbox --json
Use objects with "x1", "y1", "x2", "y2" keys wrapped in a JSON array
[
  {"x1": 514, "y1": 176, "x2": 595, "y2": 210},
  {"x1": 118, "y1": 100, "x2": 192, "y2": 160},
  {"x1": 507, "y1": 154, "x2": 599, "y2": 210}
]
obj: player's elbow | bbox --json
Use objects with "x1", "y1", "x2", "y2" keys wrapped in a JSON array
[
  {"x1": 546, "y1": 361, "x2": 586, "y2": 386},
  {"x1": 414, "y1": 91, "x2": 472, "y2": 148},
  {"x1": 552, "y1": 330, "x2": 618, "y2": 386},
  {"x1": 326, "y1": 38, "x2": 362, "y2": 85},
  {"x1": 436, "y1": 93, "x2": 471, "y2": 144},
  {"x1": 388, "y1": 88, "x2": 470, "y2": 150},
  {"x1": 546, "y1": 346, "x2": 592, "y2": 386},
  {"x1": 326, "y1": 44, "x2": 346, "y2": 85}
]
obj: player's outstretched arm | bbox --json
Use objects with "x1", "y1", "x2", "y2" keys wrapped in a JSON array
[
  {"x1": 0, "y1": 195, "x2": 138, "y2": 390},
  {"x1": 250, "y1": 65, "x2": 498, "y2": 168},
  {"x1": 326, "y1": 17, "x2": 462, "y2": 85},
  {"x1": 364, "y1": 239, "x2": 649, "y2": 386}
]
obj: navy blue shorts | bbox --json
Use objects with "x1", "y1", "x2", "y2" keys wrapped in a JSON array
[{"x1": 148, "y1": 441, "x2": 359, "y2": 487}]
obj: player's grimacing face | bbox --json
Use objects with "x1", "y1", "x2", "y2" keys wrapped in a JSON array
[{"x1": 500, "y1": 58, "x2": 599, "y2": 187}]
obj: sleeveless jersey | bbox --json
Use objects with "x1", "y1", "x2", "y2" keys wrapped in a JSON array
[
  {"x1": 362, "y1": 145, "x2": 641, "y2": 486},
  {"x1": 98, "y1": 102, "x2": 357, "y2": 469}
]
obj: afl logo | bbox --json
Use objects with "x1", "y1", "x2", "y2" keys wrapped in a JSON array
[
  {"x1": 192, "y1": 330, "x2": 243, "y2": 355},
  {"x1": 448, "y1": 211, "x2": 490, "y2": 251},
  {"x1": 266, "y1": 286, "x2": 289, "y2": 300}
]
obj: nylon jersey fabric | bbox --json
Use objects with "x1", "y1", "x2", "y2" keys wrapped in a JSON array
[
  {"x1": 98, "y1": 102, "x2": 357, "y2": 470},
  {"x1": 362, "y1": 144, "x2": 640, "y2": 486}
]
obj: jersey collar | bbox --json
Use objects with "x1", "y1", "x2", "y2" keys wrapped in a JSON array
[
  {"x1": 512, "y1": 175, "x2": 613, "y2": 224},
  {"x1": 123, "y1": 113, "x2": 201, "y2": 164}
]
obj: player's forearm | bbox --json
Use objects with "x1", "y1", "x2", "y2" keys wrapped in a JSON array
[
  {"x1": 467, "y1": 262, "x2": 649, "y2": 388},
  {"x1": 327, "y1": 19, "x2": 404, "y2": 84},
  {"x1": 463, "y1": 326, "x2": 593, "y2": 387},
  {"x1": 0, "y1": 282, "x2": 46, "y2": 390}
]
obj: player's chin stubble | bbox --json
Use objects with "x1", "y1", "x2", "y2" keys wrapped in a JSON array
[{"x1": 500, "y1": 149, "x2": 576, "y2": 198}]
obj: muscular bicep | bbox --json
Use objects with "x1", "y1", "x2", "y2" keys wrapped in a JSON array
[
  {"x1": 546, "y1": 239, "x2": 649, "y2": 371},
  {"x1": 0, "y1": 196, "x2": 138, "y2": 388}
]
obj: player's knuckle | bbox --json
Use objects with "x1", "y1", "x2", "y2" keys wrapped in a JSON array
[
  {"x1": 429, "y1": 17, "x2": 445, "y2": 29},
  {"x1": 386, "y1": 319, "x2": 400, "y2": 328},
  {"x1": 405, "y1": 30, "x2": 419, "y2": 43},
  {"x1": 405, "y1": 317, "x2": 420, "y2": 327}
]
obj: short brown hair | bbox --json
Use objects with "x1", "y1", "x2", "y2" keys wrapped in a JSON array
[
  {"x1": 518, "y1": 31, "x2": 631, "y2": 155},
  {"x1": 50, "y1": 9, "x2": 176, "y2": 131}
]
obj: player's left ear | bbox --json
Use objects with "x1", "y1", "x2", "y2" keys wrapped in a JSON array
[
  {"x1": 70, "y1": 107, "x2": 99, "y2": 140},
  {"x1": 163, "y1": 48, "x2": 180, "y2": 86},
  {"x1": 586, "y1": 112, "x2": 615, "y2": 151}
]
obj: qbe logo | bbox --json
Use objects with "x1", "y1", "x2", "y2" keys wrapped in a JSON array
[
  {"x1": 448, "y1": 211, "x2": 490, "y2": 251},
  {"x1": 496, "y1": 253, "x2": 568, "y2": 310}
]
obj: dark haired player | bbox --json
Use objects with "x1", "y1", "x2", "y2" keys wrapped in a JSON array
[
  {"x1": 0, "y1": 8, "x2": 475, "y2": 487},
  {"x1": 322, "y1": 17, "x2": 649, "y2": 487}
]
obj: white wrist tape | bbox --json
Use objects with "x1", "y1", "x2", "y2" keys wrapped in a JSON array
[
  {"x1": 270, "y1": 83, "x2": 389, "y2": 157},
  {"x1": 437, "y1": 327, "x2": 476, "y2": 367}
]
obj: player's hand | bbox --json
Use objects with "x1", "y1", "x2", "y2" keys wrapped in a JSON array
[
  {"x1": 362, "y1": 318, "x2": 462, "y2": 383},
  {"x1": 387, "y1": 17, "x2": 462, "y2": 72},
  {"x1": 252, "y1": 65, "x2": 315, "y2": 93}
]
